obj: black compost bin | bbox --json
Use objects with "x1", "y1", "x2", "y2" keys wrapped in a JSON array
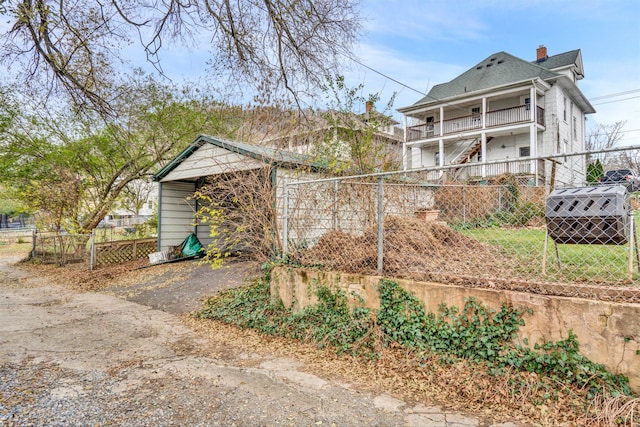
[{"x1": 546, "y1": 185, "x2": 631, "y2": 244}]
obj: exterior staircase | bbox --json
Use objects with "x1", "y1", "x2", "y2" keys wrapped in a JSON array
[
  {"x1": 449, "y1": 136, "x2": 494, "y2": 182},
  {"x1": 452, "y1": 136, "x2": 493, "y2": 165}
]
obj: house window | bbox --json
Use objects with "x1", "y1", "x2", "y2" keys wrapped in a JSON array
[
  {"x1": 573, "y1": 117, "x2": 577, "y2": 140},
  {"x1": 524, "y1": 97, "x2": 531, "y2": 111},
  {"x1": 434, "y1": 152, "x2": 440, "y2": 166},
  {"x1": 563, "y1": 97, "x2": 567, "y2": 122},
  {"x1": 519, "y1": 146, "x2": 531, "y2": 157},
  {"x1": 471, "y1": 107, "x2": 481, "y2": 115}
]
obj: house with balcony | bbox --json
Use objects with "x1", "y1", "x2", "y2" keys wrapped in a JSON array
[{"x1": 397, "y1": 46, "x2": 595, "y2": 186}]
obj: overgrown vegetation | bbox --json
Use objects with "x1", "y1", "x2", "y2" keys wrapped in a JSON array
[{"x1": 198, "y1": 273, "x2": 637, "y2": 424}]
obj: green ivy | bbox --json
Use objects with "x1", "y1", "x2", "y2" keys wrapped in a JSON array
[{"x1": 198, "y1": 275, "x2": 632, "y2": 398}]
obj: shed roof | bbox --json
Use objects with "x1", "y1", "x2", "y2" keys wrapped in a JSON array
[{"x1": 153, "y1": 135, "x2": 325, "y2": 182}]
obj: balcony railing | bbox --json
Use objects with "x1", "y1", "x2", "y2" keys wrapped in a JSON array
[
  {"x1": 458, "y1": 159, "x2": 544, "y2": 180},
  {"x1": 416, "y1": 159, "x2": 545, "y2": 185},
  {"x1": 407, "y1": 105, "x2": 545, "y2": 142}
]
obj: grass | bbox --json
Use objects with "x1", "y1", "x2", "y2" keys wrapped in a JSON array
[
  {"x1": 0, "y1": 241, "x2": 32, "y2": 258},
  {"x1": 461, "y1": 226, "x2": 639, "y2": 284}
]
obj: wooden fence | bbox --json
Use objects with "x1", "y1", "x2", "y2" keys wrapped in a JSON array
[{"x1": 91, "y1": 237, "x2": 157, "y2": 269}]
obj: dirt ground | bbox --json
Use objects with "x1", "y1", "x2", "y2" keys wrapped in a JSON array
[{"x1": 0, "y1": 251, "x2": 524, "y2": 427}]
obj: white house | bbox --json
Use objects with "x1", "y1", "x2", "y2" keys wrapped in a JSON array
[{"x1": 397, "y1": 46, "x2": 595, "y2": 187}]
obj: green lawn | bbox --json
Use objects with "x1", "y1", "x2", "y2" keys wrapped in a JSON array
[{"x1": 462, "y1": 226, "x2": 638, "y2": 285}]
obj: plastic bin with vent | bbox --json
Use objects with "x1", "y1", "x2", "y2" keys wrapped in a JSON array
[{"x1": 545, "y1": 185, "x2": 631, "y2": 244}]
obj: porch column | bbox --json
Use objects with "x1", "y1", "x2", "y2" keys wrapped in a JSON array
[
  {"x1": 530, "y1": 124, "x2": 537, "y2": 176},
  {"x1": 439, "y1": 106, "x2": 444, "y2": 136},
  {"x1": 438, "y1": 139, "x2": 445, "y2": 180},
  {"x1": 530, "y1": 86, "x2": 536, "y2": 123},
  {"x1": 481, "y1": 133, "x2": 487, "y2": 178},
  {"x1": 482, "y1": 97, "x2": 487, "y2": 129},
  {"x1": 402, "y1": 116, "x2": 408, "y2": 170}
]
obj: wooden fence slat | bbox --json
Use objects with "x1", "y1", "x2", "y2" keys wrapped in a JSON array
[{"x1": 93, "y1": 238, "x2": 157, "y2": 267}]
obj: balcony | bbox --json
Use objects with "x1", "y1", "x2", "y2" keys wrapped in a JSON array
[
  {"x1": 407, "y1": 105, "x2": 545, "y2": 142},
  {"x1": 416, "y1": 159, "x2": 546, "y2": 185}
]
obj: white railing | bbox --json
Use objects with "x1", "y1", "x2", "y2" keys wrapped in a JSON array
[{"x1": 407, "y1": 105, "x2": 544, "y2": 142}]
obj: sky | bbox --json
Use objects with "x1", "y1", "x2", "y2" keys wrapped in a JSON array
[
  {"x1": 344, "y1": 0, "x2": 640, "y2": 146},
  {"x1": 1, "y1": 1, "x2": 638, "y2": 146}
]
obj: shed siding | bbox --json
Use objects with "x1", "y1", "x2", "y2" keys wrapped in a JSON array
[
  {"x1": 159, "y1": 181, "x2": 196, "y2": 250},
  {"x1": 161, "y1": 144, "x2": 264, "y2": 182}
]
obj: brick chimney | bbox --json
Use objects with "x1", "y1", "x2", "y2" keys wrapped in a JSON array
[
  {"x1": 365, "y1": 101, "x2": 373, "y2": 113},
  {"x1": 536, "y1": 45, "x2": 548, "y2": 62}
]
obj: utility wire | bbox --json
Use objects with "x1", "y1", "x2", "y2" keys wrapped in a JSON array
[
  {"x1": 593, "y1": 95, "x2": 640, "y2": 106},
  {"x1": 346, "y1": 55, "x2": 427, "y2": 96},
  {"x1": 590, "y1": 89, "x2": 640, "y2": 100}
]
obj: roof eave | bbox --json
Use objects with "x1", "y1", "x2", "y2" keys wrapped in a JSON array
[{"x1": 397, "y1": 77, "x2": 551, "y2": 115}]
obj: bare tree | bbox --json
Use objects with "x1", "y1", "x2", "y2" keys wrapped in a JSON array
[
  {"x1": 585, "y1": 121, "x2": 626, "y2": 168},
  {"x1": 0, "y1": 0, "x2": 361, "y2": 113}
]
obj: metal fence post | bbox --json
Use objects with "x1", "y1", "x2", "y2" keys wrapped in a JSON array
[
  {"x1": 90, "y1": 229, "x2": 96, "y2": 271},
  {"x1": 282, "y1": 184, "x2": 289, "y2": 258},
  {"x1": 31, "y1": 229, "x2": 36, "y2": 260},
  {"x1": 377, "y1": 177, "x2": 384, "y2": 275},
  {"x1": 333, "y1": 179, "x2": 339, "y2": 230}
]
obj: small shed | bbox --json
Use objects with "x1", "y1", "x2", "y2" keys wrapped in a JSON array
[{"x1": 152, "y1": 135, "x2": 322, "y2": 252}]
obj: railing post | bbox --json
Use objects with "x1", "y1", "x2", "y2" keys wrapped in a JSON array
[{"x1": 377, "y1": 177, "x2": 384, "y2": 275}]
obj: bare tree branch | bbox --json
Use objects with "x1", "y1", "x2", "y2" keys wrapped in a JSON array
[{"x1": 1, "y1": 0, "x2": 361, "y2": 112}]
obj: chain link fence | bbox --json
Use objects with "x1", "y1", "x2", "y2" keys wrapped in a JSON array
[{"x1": 282, "y1": 152, "x2": 640, "y2": 304}]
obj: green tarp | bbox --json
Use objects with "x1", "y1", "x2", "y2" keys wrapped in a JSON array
[{"x1": 181, "y1": 233, "x2": 204, "y2": 257}]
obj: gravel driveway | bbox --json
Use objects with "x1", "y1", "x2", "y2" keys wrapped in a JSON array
[{"x1": 0, "y1": 256, "x2": 520, "y2": 427}]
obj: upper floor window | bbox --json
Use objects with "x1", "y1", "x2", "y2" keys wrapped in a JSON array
[
  {"x1": 573, "y1": 117, "x2": 577, "y2": 140},
  {"x1": 519, "y1": 147, "x2": 531, "y2": 157},
  {"x1": 524, "y1": 97, "x2": 531, "y2": 111},
  {"x1": 563, "y1": 97, "x2": 567, "y2": 122}
]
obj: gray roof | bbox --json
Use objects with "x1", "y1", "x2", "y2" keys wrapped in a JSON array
[
  {"x1": 408, "y1": 49, "x2": 583, "y2": 111},
  {"x1": 533, "y1": 49, "x2": 580, "y2": 71},
  {"x1": 411, "y1": 51, "x2": 561, "y2": 106}
]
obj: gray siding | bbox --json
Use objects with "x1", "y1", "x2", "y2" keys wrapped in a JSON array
[
  {"x1": 161, "y1": 144, "x2": 264, "y2": 182},
  {"x1": 158, "y1": 181, "x2": 196, "y2": 250}
]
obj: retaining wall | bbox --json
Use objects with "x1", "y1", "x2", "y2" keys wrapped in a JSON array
[{"x1": 270, "y1": 266, "x2": 640, "y2": 393}]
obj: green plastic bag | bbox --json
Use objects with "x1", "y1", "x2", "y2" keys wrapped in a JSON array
[{"x1": 181, "y1": 233, "x2": 204, "y2": 257}]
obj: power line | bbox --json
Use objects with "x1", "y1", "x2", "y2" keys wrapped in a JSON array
[
  {"x1": 590, "y1": 89, "x2": 640, "y2": 101},
  {"x1": 346, "y1": 55, "x2": 426, "y2": 96},
  {"x1": 593, "y1": 95, "x2": 640, "y2": 106}
]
